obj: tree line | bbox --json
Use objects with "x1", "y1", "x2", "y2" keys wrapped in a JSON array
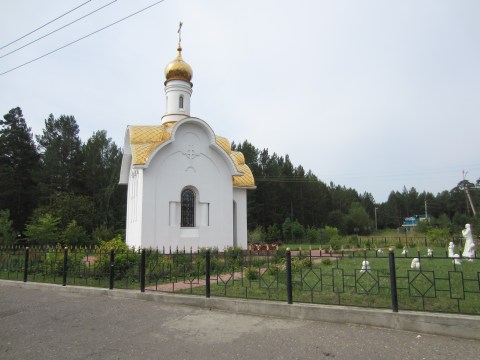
[
  {"x1": 0, "y1": 107, "x2": 125, "y2": 245},
  {"x1": 232, "y1": 141, "x2": 479, "y2": 242},
  {"x1": 0, "y1": 107, "x2": 478, "y2": 245}
]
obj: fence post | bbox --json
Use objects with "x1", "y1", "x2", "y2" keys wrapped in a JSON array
[
  {"x1": 140, "y1": 249, "x2": 146, "y2": 292},
  {"x1": 388, "y1": 247, "x2": 399, "y2": 312},
  {"x1": 286, "y1": 248, "x2": 293, "y2": 304},
  {"x1": 109, "y1": 249, "x2": 115, "y2": 290},
  {"x1": 205, "y1": 249, "x2": 211, "y2": 298},
  {"x1": 62, "y1": 247, "x2": 68, "y2": 286},
  {"x1": 23, "y1": 247, "x2": 29, "y2": 282}
]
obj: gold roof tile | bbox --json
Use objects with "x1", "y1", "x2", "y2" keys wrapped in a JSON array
[
  {"x1": 215, "y1": 136, "x2": 231, "y2": 155},
  {"x1": 128, "y1": 123, "x2": 254, "y2": 187},
  {"x1": 129, "y1": 125, "x2": 174, "y2": 165},
  {"x1": 233, "y1": 164, "x2": 255, "y2": 187},
  {"x1": 230, "y1": 151, "x2": 245, "y2": 166},
  {"x1": 132, "y1": 142, "x2": 163, "y2": 165}
]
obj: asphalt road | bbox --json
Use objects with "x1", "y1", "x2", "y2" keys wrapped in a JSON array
[{"x1": 1, "y1": 283, "x2": 479, "y2": 360}]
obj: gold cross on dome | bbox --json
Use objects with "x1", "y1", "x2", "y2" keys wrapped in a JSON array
[{"x1": 177, "y1": 21, "x2": 183, "y2": 48}]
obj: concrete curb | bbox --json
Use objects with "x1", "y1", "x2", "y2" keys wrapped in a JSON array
[{"x1": 1, "y1": 279, "x2": 479, "y2": 340}]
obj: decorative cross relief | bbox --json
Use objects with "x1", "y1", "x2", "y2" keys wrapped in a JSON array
[
  {"x1": 182, "y1": 144, "x2": 200, "y2": 173},
  {"x1": 182, "y1": 144, "x2": 200, "y2": 161}
]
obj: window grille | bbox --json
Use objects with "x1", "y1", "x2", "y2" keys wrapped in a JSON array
[{"x1": 181, "y1": 189, "x2": 195, "y2": 227}]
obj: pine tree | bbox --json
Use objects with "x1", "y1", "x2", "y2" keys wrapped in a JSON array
[
  {"x1": 36, "y1": 114, "x2": 84, "y2": 200},
  {"x1": 0, "y1": 107, "x2": 40, "y2": 231},
  {"x1": 81, "y1": 130, "x2": 123, "y2": 228}
]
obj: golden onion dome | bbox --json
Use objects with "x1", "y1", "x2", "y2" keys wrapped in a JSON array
[{"x1": 164, "y1": 46, "x2": 193, "y2": 83}]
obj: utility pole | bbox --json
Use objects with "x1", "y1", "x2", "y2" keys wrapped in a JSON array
[
  {"x1": 462, "y1": 171, "x2": 477, "y2": 216},
  {"x1": 374, "y1": 207, "x2": 378, "y2": 231}
]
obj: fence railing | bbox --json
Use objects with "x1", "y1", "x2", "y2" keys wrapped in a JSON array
[
  {"x1": 0, "y1": 246, "x2": 478, "y2": 315},
  {"x1": 356, "y1": 236, "x2": 465, "y2": 248}
]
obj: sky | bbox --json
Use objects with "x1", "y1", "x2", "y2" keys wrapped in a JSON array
[{"x1": 1, "y1": 0, "x2": 479, "y2": 203}]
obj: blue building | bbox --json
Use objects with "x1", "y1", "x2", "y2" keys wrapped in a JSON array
[{"x1": 401, "y1": 214, "x2": 431, "y2": 230}]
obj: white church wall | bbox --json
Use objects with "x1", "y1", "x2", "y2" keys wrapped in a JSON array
[
  {"x1": 233, "y1": 188, "x2": 248, "y2": 249},
  {"x1": 119, "y1": 153, "x2": 131, "y2": 184},
  {"x1": 140, "y1": 120, "x2": 236, "y2": 250},
  {"x1": 125, "y1": 168, "x2": 143, "y2": 248}
]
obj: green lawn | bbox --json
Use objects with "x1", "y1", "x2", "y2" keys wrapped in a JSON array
[{"x1": 175, "y1": 247, "x2": 480, "y2": 315}]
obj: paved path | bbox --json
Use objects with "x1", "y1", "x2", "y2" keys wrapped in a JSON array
[
  {"x1": 1, "y1": 283, "x2": 479, "y2": 360},
  {"x1": 147, "y1": 272, "x2": 243, "y2": 292}
]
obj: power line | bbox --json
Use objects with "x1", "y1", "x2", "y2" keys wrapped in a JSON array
[
  {"x1": 316, "y1": 165, "x2": 480, "y2": 183},
  {"x1": 0, "y1": 0, "x2": 93, "y2": 50},
  {"x1": 0, "y1": 0, "x2": 118, "y2": 60},
  {"x1": 0, "y1": 0, "x2": 166, "y2": 77},
  {"x1": 255, "y1": 177, "x2": 319, "y2": 183}
]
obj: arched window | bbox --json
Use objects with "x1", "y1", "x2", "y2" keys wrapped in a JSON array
[
  {"x1": 179, "y1": 95, "x2": 184, "y2": 109},
  {"x1": 181, "y1": 189, "x2": 195, "y2": 227}
]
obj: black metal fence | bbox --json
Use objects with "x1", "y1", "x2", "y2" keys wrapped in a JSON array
[
  {"x1": 0, "y1": 245, "x2": 479, "y2": 315},
  {"x1": 356, "y1": 236, "x2": 464, "y2": 248}
]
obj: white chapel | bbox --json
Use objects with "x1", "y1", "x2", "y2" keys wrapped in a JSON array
[{"x1": 119, "y1": 29, "x2": 255, "y2": 250}]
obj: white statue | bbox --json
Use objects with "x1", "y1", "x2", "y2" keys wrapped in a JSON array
[
  {"x1": 448, "y1": 242, "x2": 456, "y2": 258},
  {"x1": 377, "y1": 248, "x2": 383, "y2": 254},
  {"x1": 401, "y1": 246, "x2": 408, "y2": 255},
  {"x1": 462, "y1": 224, "x2": 475, "y2": 261},
  {"x1": 360, "y1": 260, "x2": 371, "y2": 273},
  {"x1": 427, "y1": 248, "x2": 433, "y2": 257},
  {"x1": 453, "y1": 254, "x2": 462, "y2": 265},
  {"x1": 448, "y1": 241, "x2": 462, "y2": 265},
  {"x1": 411, "y1": 258, "x2": 421, "y2": 270}
]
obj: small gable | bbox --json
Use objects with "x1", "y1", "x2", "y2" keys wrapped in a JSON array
[{"x1": 124, "y1": 120, "x2": 255, "y2": 188}]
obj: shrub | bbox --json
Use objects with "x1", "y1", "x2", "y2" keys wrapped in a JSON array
[
  {"x1": 305, "y1": 227, "x2": 321, "y2": 243},
  {"x1": 196, "y1": 247, "x2": 220, "y2": 272},
  {"x1": 267, "y1": 266, "x2": 279, "y2": 276},
  {"x1": 62, "y1": 220, "x2": 89, "y2": 246},
  {"x1": 0, "y1": 210, "x2": 15, "y2": 245},
  {"x1": 290, "y1": 257, "x2": 312, "y2": 271},
  {"x1": 415, "y1": 220, "x2": 430, "y2": 234},
  {"x1": 327, "y1": 238, "x2": 342, "y2": 251},
  {"x1": 265, "y1": 224, "x2": 281, "y2": 243},
  {"x1": 224, "y1": 246, "x2": 243, "y2": 269},
  {"x1": 322, "y1": 226, "x2": 340, "y2": 243},
  {"x1": 248, "y1": 226, "x2": 265, "y2": 244},
  {"x1": 282, "y1": 218, "x2": 305, "y2": 243},
  {"x1": 300, "y1": 257, "x2": 312, "y2": 268},
  {"x1": 99, "y1": 235, "x2": 129, "y2": 252},
  {"x1": 244, "y1": 267, "x2": 258, "y2": 281},
  {"x1": 24, "y1": 213, "x2": 61, "y2": 245},
  {"x1": 321, "y1": 258, "x2": 332, "y2": 266},
  {"x1": 92, "y1": 225, "x2": 115, "y2": 244},
  {"x1": 40, "y1": 245, "x2": 83, "y2": 276},
  {"x1": 291, "y1": 220, "x2": 305, "y2": 241},
  {"x1": 275, "y1": 247, "x2": 287, "y2": 258},
  {"x1": 426, "y1": 228, "x2": 450, "y2": 247},
  {"x1": 343, "y1": 235, "x2": 358, "y2": 249}
]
